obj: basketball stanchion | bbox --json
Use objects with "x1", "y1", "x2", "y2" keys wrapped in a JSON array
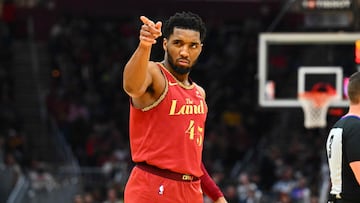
[{"x1": 298, "y1": 83, "x2": 337, "y2": 129}]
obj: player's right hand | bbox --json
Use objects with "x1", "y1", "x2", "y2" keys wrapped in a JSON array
[{"x1": 139, "y1": 16, "x2": 162, "y2": 47}]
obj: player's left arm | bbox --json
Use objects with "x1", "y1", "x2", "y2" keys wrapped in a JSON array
[
  {"x1": 214, "y1": 197, "x2": 228, "y2": 203},
  {"x1": 200, "y1": 163, "x2": 227, "y2": 203},
  {"x1": 195, "y1": 84, "x2": 227, "y2": 202}
]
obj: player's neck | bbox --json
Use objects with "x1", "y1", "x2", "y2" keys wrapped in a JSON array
[{"x1": 347, "y1": 104, "x2": 360, "y2": 116}]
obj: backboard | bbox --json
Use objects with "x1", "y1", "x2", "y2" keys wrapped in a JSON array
[
  {"x1": 258, "y1": 32, "x2": 360, "y2": 108},
  {"x1": 298, "y1": 66, "x2": 343, "y2": 100}
]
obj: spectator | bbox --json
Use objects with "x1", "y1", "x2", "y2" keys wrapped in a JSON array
[
  {"x1": 272, "y1": 166, "x2": 297, "y2": 201},
  {"x1": 84, "y1": 192, "x2": 96, "y2": 203},
  {"x1": 103, "y1": 187, "x2": 123, "y2": 203},
  {"x1": 237, "y1": 172, "x2": 262, "y2": 203},
  {"x1": 290, "y1": 176, "x2": 311, "y2": 203},
  {"x1": 3, "y1": 152, "x2": 22, "y2": 185},
  {"x1": 223, "y1": 184, "x2": 238, "y2": 203},
  {"x1": 28, "y1": 160, "x2": 58, "y2": 192},
  {"x1": 73, "y1": 194, "x2": 85, "y2": 203}
]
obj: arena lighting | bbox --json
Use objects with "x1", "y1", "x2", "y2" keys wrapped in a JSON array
[
  {"x1": 301, "y1": 0, "x2": 352, "y2": 10},
  {"x1": 355, "y1": 40, "x2": 360, "y2": 64}
]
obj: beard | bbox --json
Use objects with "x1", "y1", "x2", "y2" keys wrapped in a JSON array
[{"x1": 168, "y1": 56, "x2": 193, "y2": 75}]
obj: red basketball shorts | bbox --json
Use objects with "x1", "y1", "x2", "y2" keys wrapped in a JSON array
[{"x1": 124, "y1": 166, "x2": 203, "y2": 203}]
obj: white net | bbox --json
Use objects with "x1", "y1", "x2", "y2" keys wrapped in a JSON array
[{"x1": 299, "y1": 92, "x2": 336, "y2": 129}]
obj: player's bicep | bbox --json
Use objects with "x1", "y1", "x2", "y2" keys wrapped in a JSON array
[
  {"x1": 124, "y1": 63, "x2": 157, "y2": 98},
  {"x1": 130, "y1": 65, "x2": 166, "y2": 109},
  {"x1": 123, "y1": 70, "x2": 151, "y2": 98}
]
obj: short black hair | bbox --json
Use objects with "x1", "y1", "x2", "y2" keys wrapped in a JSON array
[{"x1": 163, "y1": 11, "x2": 206, "y2": 42}]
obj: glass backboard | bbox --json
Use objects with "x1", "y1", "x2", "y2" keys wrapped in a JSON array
[{"x1": 258, "y1": 32, "x2": 360, "y2": 108}]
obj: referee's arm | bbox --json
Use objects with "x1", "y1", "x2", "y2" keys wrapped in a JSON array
[{"x1": 350, "y1": 161, "x2": 360, "y2": 185}]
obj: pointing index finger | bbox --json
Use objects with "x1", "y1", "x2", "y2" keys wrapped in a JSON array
[{"x1": 140, "y1": 16, "x2": 155, "y2": 26}]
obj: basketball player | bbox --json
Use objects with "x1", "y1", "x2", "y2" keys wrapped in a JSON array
[
  {"x1": 122, "y1": 12, "x2": 227, "y2": 203},
  {"x1": 326, "y1": 71, "x2": 360, "y2": 203}
]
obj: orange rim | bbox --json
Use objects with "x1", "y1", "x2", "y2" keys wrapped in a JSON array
[{"x1": 299, "y1": 92, "x2": 336, "y2": 107}]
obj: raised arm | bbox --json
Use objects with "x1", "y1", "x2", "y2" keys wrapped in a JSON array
[{"x1": 123, "y1": 16, "x2": 162, "y2": 98}]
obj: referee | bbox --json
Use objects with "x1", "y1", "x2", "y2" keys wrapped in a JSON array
[{"x1": 326, "y1": 71, "x2": 360, "y2": 203}]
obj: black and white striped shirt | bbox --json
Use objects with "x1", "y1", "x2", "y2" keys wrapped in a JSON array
[{"x1": 326, "y1": 115, "x2": 360, "y2": 202}]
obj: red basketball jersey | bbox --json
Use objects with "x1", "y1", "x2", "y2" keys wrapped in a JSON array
[{"x1": 129, "y1": 63, "x2": 207, "y2": 177}]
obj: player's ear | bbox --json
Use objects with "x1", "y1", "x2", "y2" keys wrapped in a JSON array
[{"x1": 163, "y1": 38, "x2": 168, "y2": 51}]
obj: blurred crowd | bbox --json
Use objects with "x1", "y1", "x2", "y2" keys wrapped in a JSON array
[{"x1": 0, "y1": 2, "x2": 345, "y2": 203}]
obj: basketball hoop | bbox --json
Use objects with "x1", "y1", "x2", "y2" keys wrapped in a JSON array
[{"x1": 298, "y1": 83, "x2": 337, "y2": 129}]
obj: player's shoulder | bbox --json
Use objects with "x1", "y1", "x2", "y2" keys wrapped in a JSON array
[
  {"x1": 148, "y1": 61, "x2": 161, "y2": 70},
  {"x1": 193, "y1": 82, "x2": 206, "y2": 98},
  {"x1": 338, "y1": 115, "x2": 360, "y2": 131},
  {"x1": 147, "y1": 61, "x2": 164, "y2": 76},
  {"x1": 342, "y1": 115, "x2": 360, "y2": 123}
]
